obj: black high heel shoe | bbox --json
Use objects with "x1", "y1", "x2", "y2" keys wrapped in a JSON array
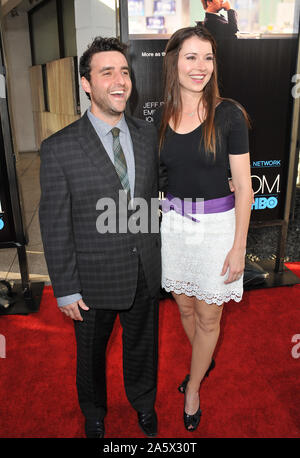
[
  {"x1": 178, "y1": 359, "x2": 215, "y2": 393},
  {"x1": 183, "y1": 402, "x2": 202, "y2": 431}
]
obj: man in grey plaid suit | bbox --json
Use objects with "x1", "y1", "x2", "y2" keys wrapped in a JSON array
[{"x1": 39, "y1": 37, "x2": 161, "y2": 438}]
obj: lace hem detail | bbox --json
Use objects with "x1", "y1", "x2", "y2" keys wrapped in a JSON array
[{"x1": 162, "y1": 278, "x2": 242, "y2": 306}]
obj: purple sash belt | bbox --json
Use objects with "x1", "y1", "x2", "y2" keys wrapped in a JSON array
[{"x1": 161, "y1": 193, "x2": 235, "y2": 222}]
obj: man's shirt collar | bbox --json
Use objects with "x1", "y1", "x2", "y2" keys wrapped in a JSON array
[{"x1": 87, "y1": 108, "x2": 127, "y2": 137}]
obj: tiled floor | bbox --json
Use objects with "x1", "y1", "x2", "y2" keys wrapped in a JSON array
[{"x1": 0, "y1": 152, "x2": 50, "y2": 284}]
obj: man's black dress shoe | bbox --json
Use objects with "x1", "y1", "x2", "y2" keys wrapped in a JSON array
[
  {"x1": 137, "y1": 410, "x2": 157, "y2": 437},
  {"x1": 85, "y1": 419, "x2": 105, "y2": 438}
]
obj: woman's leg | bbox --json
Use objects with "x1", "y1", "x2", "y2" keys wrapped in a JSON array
[
  {"x1": 185, "y1": 300, "x2": 224, "y2": 421},
  {"x1": 172, "y1": 292, "x2": 196, "y2": 345}
]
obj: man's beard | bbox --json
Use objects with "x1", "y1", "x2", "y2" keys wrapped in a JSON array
[{"x1": 93, "y1": 94, "x2": 127, "y2": 117}]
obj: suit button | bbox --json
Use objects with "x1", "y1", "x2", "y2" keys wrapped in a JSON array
[{"x1": 132, "y1": 247, "x2": 137, "y2": 253}]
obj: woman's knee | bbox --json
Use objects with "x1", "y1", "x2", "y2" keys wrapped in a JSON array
[
  {"x1": 177, "y1": 302, "x2": 195, "y2": 320},
  {"x1": 194, "y1": 305, "x2": 223, "y2": 334}
]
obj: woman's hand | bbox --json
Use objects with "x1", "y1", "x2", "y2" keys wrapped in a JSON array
[{"x1": 221, "y1": 247, "x2": 245, "y2": 284}]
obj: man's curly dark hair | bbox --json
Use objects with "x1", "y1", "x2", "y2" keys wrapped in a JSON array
[{"x1": 79, "y1": 36, "x2": 129, "y2": 82}]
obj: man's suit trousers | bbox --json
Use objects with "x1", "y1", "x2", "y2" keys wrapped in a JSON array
[{"x1": 74, "y1": 259, "x2": 159, "y2": 421}]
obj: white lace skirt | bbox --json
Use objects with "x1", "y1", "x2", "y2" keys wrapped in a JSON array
[{"x1": 161, "y1": 208, "x2": 243, "y2": 306}]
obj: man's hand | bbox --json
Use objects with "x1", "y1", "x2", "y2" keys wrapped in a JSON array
[
  {"x1": 222, "y1": 1, "x2": 232, "y2": 11},
  {"x1": 206, "y1": 0, "x2": 230, "y2": 13},
  {"x1": 206, "y1": 1, "x2": 221, "y2": 13},
  {"x1": 60, "y1": 299, "x2": 89, "y2": 321}
]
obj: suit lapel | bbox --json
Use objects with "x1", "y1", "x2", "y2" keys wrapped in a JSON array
[
  {"x1": 76, "y1": 112, "x2": 148, "y2": 200},
  {"x1": 77, "y1": 112, "x2": 123, "y2": 194},
  {"x1": 126, "y1": 115, "x2": 148, "y2": 199}
]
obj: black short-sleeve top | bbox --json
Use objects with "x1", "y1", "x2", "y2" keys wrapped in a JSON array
[{"x1": 159, "y1": 100, "x2": 249, "y2": 201}]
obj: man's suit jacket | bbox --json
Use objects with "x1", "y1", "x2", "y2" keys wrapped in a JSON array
[
  {"x1": 197, "y1": 10, "x2": 238, "y2": 40},
  {"x1": 39, "y1": 112, "x2": 161, "y2": 310}
]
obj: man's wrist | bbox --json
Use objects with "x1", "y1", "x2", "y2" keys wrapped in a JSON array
[{"x1": 57, "y1": 293, "x2": 82, "y2": 307}]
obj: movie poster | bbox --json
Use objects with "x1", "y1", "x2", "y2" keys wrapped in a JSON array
[
  {"x1": 128, "y1": 0, "x2": 299, "y2": 36},
  {"x1": 127, "y1": 0, "x2": 300, "y2": 221}
]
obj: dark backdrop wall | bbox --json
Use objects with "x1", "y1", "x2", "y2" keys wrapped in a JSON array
[{"x1": 128, "y1": 36, "x2": 299, "y2": 223}]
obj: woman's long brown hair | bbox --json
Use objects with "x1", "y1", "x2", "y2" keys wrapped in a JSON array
[{"x1": 159, "y1": 25, "x2": 249, "y2": 157}]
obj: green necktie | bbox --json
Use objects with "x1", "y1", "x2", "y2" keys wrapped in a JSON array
[{"x1": 111, "y1": 127, "x2": 131, "y2": 201}]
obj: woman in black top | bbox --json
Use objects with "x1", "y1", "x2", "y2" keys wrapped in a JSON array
[{"x1": 158, "y1": 26, "x2": 252, "y2": 431}]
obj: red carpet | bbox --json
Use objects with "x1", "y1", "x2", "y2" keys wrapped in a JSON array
[{"x1": 0, "y1": 264, "x2": 299, "y2": 438}]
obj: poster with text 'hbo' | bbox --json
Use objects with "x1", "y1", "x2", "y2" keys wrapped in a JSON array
[{"x1": 128, "y1": 0, "x2": 300, "y2": 221}]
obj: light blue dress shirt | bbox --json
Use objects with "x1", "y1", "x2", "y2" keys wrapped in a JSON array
[{"x1": 56, "y1": 109, "x2": 135, "y2": 308}]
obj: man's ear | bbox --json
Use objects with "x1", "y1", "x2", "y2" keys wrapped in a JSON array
[{"x1": 81, "y1": 76, "x2": 91, "y2": 94}]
